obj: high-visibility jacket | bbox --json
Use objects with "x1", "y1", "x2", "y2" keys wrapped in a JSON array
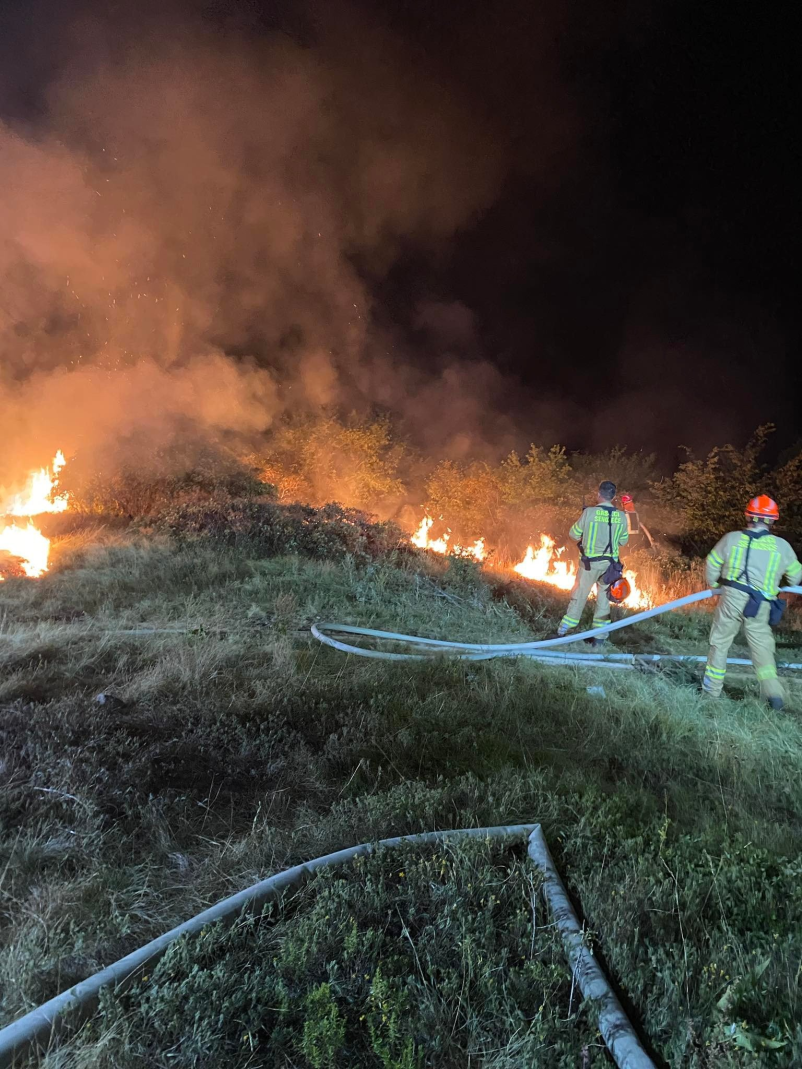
[
  {"x1": 569, "y1": 505, "x2": 629, "y2": 561},
  {"x1": 706, "y1": 529, "x2": 802, "y2": 598}
]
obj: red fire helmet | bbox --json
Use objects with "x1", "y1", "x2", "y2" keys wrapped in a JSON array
[
  {"x1": 609, "y1": 577, "x2": 631, "y2": 604},
  {"x1": 745, "y1": 495, "x2": 779, "y2": 521},
  {"x1": 620, "y1": 493, "x2": 635, "y2": 512}
]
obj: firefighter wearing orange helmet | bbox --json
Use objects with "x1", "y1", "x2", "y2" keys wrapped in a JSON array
[{"x1": 704, "y1": 495, "x2": 802, "y2": 710}]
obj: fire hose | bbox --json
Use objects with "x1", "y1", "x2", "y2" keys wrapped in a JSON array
[
  {"x1": 3, "y1": 594, "x2": 801, "y2": 1066},
  {"x1": 0, "y1": 826, "x2": 656, "y2": 1069},
  {"x1": 311, "y1": 586, "x2": 802, "y2": 669}
]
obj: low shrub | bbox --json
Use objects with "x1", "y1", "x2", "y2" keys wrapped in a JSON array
[
  {"x1": 60, "y1": 442, "x2": 273, "y2": 519},
  {"x1": 61, "y1": 840, "x2": 601, "y2": 1068},
  {"x1": 158, "y1": 500, "x2": 406, "y2": 563}
]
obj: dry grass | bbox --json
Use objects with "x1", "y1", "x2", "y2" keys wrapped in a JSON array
[{"x1": 2, "y1": 526, "x2": 802, "y2": 1065}]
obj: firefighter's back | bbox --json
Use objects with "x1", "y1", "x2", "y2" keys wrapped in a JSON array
[{"x1": 712, "y1": 529, "x2": 796, "y2": 597}]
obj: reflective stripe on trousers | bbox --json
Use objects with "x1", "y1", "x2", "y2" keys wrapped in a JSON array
[
  {"x1": 560, "y1": 559, "x2": 612, "y2": 632},
  {"x1": 704, "y1": 587, "x2": 783, "y2": 700}
]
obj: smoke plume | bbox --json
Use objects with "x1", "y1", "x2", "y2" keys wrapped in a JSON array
[{"x1": 0, "y1": 3, "x2": 508, "y2": 481}]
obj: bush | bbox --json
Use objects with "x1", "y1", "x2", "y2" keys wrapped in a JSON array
[
  {"x1": 423, "y1": 447, "x2": 578, "y2": 551},
  {"x1": 158, "y1": 499, "x2": 405, "y2": 563},
  {"x1": 68, "y1": 841, "x2": 600, "y2": 1067},
  {"x1": 775, "y1": 447, "x2": 802, "y2": 546},
  {"x1": 61, "y1": 441, "x2": 272, "y2": 519},
  {"x1": 653, "y1": 426, "x2": 775, "y2": 553},
  {"x1": 255, "y1": 415, "x2": 408, "y2": 512},
  {"x1": 570, "y1": 445, "x2": 657, "y2": 497}
]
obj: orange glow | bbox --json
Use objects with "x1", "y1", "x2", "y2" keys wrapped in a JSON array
[
  {"x1": 513, "y1": 535, "x2": 576, "y2": 590},
  {"x1": 621, "y1": 569, "x2": 652, "y2": 610},
  {"x1": 1, "y1": 452, "x2": 68, "y2": 580},
  {"x1": 512, "y1": 535, "x2": 652, "y2": 609},
  {"x1": 5, "y1": 451, "x2": 68, "y2": 516},
  {"x1": 0, "y1": 523, "x2": 51, "y2": 578},
  {"x1": 411, "y1": 515, "x2": 653, "y2": 610},
  {"x1": 411, "y1": 515, "x2": 487, "y2": 562}
]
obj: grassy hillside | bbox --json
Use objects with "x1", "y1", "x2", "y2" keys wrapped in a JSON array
[{"x1": 2, "y1": 512, "x2": 802, "y2": 1067}]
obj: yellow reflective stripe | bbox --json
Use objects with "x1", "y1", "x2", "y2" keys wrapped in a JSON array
[
  {"x1": 763, "y1": 546, "x2": 783, "y2": 596},
  {"x1": 704, "y1": 665, "x2": 726, "y2": 679},
  {"x1": 725, "y1": 535, "x2": 748, "y2": 581},
  {"x1": 571, "y1": 509, "x2": 629, "y2": 557},
  {"x1": 717, "y1": 534, "x2": 787, "y2": 595},
  {"x1": 725, "y1": 536, "x2": 745, "y2": 581},
  {"x1": 787, "y1": 560, "x2": 802, "y2": 579},
  {"x1": 592, "y1": 618, "x2": 610, "y2": 628},
  {"x1": 560, "y1": 615, "x2": 580, "y2": 627},
  {"x1": 756, "y1": 665, "x2": 778, "y2": 681},
  {"x1": 586, "y1": 519, "x2": 598, "y2": 554}
]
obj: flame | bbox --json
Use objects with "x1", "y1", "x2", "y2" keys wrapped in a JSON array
[
  {"x1": 513, "y1": 535, "x2": 576, "y2": 590},
  {"x1": 5, "y1": 451, "x2": 69, "y2": 516},
  {"x1": 512, "y1": 535, "x2": 652, "y2": 610},
  {"x1": 0, "y1": 523, "x2": 51, "y2": 578},
  {"x1": 410, "y1": 515, "x2": 653, "y2": 611},
  {"x1": 1, "y1": 452, "x2": 68, "y2": 580},
  {"x1": 411, "y1": 515, "x2": 487, "y2": 562},
  {"x1": 621, "y1": 569, "x2": 652, "y2": 611}
]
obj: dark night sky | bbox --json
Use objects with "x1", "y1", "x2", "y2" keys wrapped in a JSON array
[
  {"x1": 365, "y1": 0, "x2": 801, "y2": 459},
  {"x1": 1, "y1": 0, "x2": 799, "y2": 466}
]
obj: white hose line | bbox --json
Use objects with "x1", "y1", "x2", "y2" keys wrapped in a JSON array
[
  {"x1": 0, "y1": 826, "x2": 531, "y2": 1068},
  {"x1": 510, "y1": 649, "x2": 802, "y2": 670},
  {"x1": 528, "y1": 827, "x2": 656, "y2": 1069},
  {"x1": 0, "y1": 823, "x2": 657, "y2": 1069},
  {"x1": 311, "y1": 585, "x2": 802, "y2": 664}
]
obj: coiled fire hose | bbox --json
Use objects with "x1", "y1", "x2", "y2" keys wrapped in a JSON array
[
  {"x1": 0, "y1": 826, "x2": 655, "y2": 1069},
  {"x1": 311, "y1": 586, "x2": 802, "y2": 669}
]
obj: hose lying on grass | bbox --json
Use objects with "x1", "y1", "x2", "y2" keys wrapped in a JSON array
[
  {"x1": 311, "y1": 585, "x2": 802, "y2": 669},
  {"x1": 0, "y1": 826, "x2": 656, "y2": 1069},
  {"x1": 529, "y1": 827, "x2": 655, "y2": 1069}
]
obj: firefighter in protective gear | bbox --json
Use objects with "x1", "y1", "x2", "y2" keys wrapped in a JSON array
[
  {"x1": 704, "y1": 495, "x2": 802, "y2": 710},
  {"x1": 557, "y1": 481, "x2": 629, "y2": 641}
]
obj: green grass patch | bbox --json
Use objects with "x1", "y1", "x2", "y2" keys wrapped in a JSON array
[{"x1": 2, "y1": 519, "x2": 802, "y2": 1066}]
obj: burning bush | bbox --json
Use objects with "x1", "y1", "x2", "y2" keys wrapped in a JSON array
[
  {"x1": 255, "y1": 415, "x2": 408, "y2": 514},
  {"x1": 422, "y1": 448, "x2": 577, "y2": 554},
  {"x1": 0, "y1": 552, "x2": 26, "y2": 580},
  {"x1": 60, "y1": 442, "x2": 272, "y2": 519}
]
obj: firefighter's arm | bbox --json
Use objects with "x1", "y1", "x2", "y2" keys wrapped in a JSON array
[
  {"x1": 706, "y1": 537, "x2": 727, "y2": 588},
  {"x1": 782, "y1": 548, "x2": 802, "y2": 588},
  {"x1": 568, "y1": 512, "x2": 584, "y2": 543},
  {"x1": 618, "y1": 512, "x2": 629, "y2": 546}
]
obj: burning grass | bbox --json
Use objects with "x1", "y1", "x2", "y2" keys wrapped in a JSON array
[
  {"x1": 2, "y1": 517, "x2": 802, "y2": 1065},
  {"x1": 1, "y1": 452, "x2": 68, "y2": 578}
]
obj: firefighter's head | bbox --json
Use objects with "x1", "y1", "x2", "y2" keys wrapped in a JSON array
[
  {"x1": 598, "y1": 480, "x2": 616, "y2": 503},
  {"x1": 745, "y1": 495, "x2": 779, "y2": 527}
]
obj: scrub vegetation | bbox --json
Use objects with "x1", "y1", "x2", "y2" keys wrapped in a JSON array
[
  {"x1": 245, "y1": 417, "x2": 802, "y2": 553},
  {"x1": 3, "y1": 433, "x2": 802, "y2": 1067}
]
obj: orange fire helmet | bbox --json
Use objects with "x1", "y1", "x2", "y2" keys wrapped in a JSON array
[
  {"x1": 608, "y1": 577, "x2": 631, "y2": 604},
  {"x1": 620, "y1": 493, "x2": 635, "y2": 513},
  {"x1": 745, "y1": 495, "x2": 779, "y2": 521}
]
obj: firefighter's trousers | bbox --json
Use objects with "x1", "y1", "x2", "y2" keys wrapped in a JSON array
[
  {"x1": 703, "y1": 587, "x2": 784, "y2": 701},
  {"x1": 560, "y1": 559, "x2": 611, "y2": 633}
]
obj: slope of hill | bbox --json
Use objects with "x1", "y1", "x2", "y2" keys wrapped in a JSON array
[{"x1": 2, "y1": 510, "x2": 802, "y2": 1066}]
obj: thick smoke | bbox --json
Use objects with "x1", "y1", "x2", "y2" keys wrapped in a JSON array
[{"x1": 0, "y1": 6, "x2": 507, "y2": 481}]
